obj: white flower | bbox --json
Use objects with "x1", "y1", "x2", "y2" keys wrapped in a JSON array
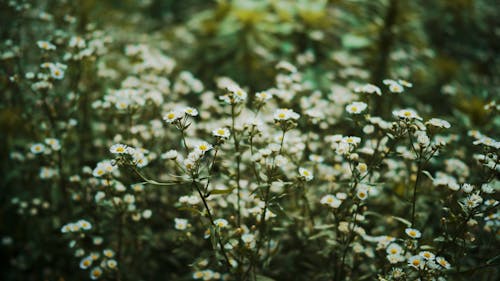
[
  {"x1": 174, "y1": 218, "x2": 188, "y2": 230},
  {"x1": 342, "y1": 136, "x2": 361, "y2": 145},
  {"x1": 426, "y1": 118, "x2": 451, "y2": 129},
  {"x1": 30, "y1": 143, "x2": 45, "y2": 154},
  {"x1": 386, "y1": 243, "x2": 403, "y2": 256},
  {"x1": 110, "y1": 143, "x2": 128, "y2": 154},
  {"x1": 405, "y1": 228, "x2": 422, "y2": 239},
  {"x1": 44, "y1": 138, "x2": 61, "y2": 150},
  {"x1": 255, "y1": 91, "x2": 273, "y2": 102},
  {"x1": 78, "y1": 219, "x2": 92, "y2": 230},
  {"x1": 161, "y1": 150, "x2": 178, "y2": 160},
  {"x1": 408, "y1": 255, "x2": 424, "y2": 269},
  {"x1": 392, "y1": 109, "x2": 422, "y2": 121},
  {"x1": 345, "y1": 101, "x2": 368, "y2": 114},
  {"x1": 298, "y1": 167, "x2": 313, "y2": 181},
  {"x1": 462, "y1": 183, "x2": 474, "y2": 193},
  {"x1": 212, "y1": 127, "x2": 230, "y2": 139},
  {"x1": 274, "y1": 108, "x2": 300, "y2": 121},
  {"x1": 354, "y1": 83, "x2": 382, "y2": 96},
  {"x1": 37, "y1": 40, "x2": 56, "y2": 50},
  {"x1": 163, "y1": 110, "x2": 183, "y2": 123},
  {"x1": 80, "y1": 256, "x2": 93, "y2": 269},
  {"x1": 320, "y1": 194, "x2": 341, "y2": 208},
  {"x1": 383, "y1": 79, "x2": 404, "y2": 93},
  {"x1": 356, "y1": 186, "x2": 369, "y2": 200},
  {"x1": 49, "y1": 66, "x2": 65, "y2": 80},
  {"x1": 184, "y1": 107, "x2": 198, "y2": 117},
  {"x1": 214, "y1": 218, "x2": 228, "y2": 228},
  {"x1": 90, "y1": 267, "x2": 103, "y2": 280},
  {"x1": 195, "y1": 142, "x2": 213, "y2": 154},
  {"x1": 436, "y1": 256, "x2": 451, "y2": 269},
  {"x1": 419, "y1": 251, "x2": 435, "y2": 260}
]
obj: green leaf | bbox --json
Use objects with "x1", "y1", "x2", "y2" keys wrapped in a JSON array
[{"x1": 391, "y1": 216, "x2": 412, "y2": 227}]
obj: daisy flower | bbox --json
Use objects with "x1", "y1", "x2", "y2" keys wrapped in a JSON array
[
  {"x1": 212, "y1": 127, "x2": 230, "y2": 139},
  {"x1": 354, "y1": 83, "x2": 382, "y2": 96},
  {"x1": 408, "y1": 255, "x2": 424, "y2": 269},
  {"x1": 37, "y1": 40, "x2": 56, "y2": 50},
  {"x1": 174, "y1": 218, "x2": 188, "y2": 230},
  {"x1": 393, "y1": 109, "x2": 423, "y2": 121},
  {"x1": 419, "y1": 250, "x2": 435, "y2": 260},
  {"x1": 345, "y1": 101, "x2": 368, "y2": 114},
  {"x1": 90, "y1": 267, "x2": 103, "y2": 280},
  {"x1": 184, "y1": 107, "x2": 198, "y2": 117},
  {"x1": 30, "y1": 143, "x2": 45, "y2": 154},
  {"x1": 436, "y1": 256, "x2": 451, "y2": 269},
  {"x1": 214, "y1": 218, "x2": 228, "y2": 228},
  {"x1": 109, "y1": 143, "x2": 128, "y2": 154},
  {"x1": 405, "y1": 228, "x2": 422, "y2": 239},
  {"x1": 79, "y1": 256, "x2": 93, "y2": 269},
  {"x1": 298, "y1": 167, "x2": 313, "y2": 181},
  {"x1": 274, "y1": 108, "x2": 300, "y2": 121},
  {"x1": 320, "y1": 194, "x2": 342, "y2": 208},
  {"x1": 163, "y1": 110, "x2": 183, "y2": 124},
  {"x1": 426, "y1": 118, "x2": 451, "y2": 129}
]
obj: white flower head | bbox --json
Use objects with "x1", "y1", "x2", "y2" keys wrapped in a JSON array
[
  {"x1": 354, "y1": 83, "x2": 382, "y2": 96},
  {"x1": 346, "y1": 101, "x2": 368, "y2": 114},
  {"x1": 405, "y1": 228, "x2": 422, "y2": 239},
  {"x1": 426, "y1": 118, "x2": 451, "y2": 129},
  {"x1": 212, "y1": 127, "x2": 230, "y2": 139},
  {"x1": 274, "y1": 108, "x2": 300, "y2": 121},
  {"x1": 298, "y1": 167, "x2": 313, "y2": 181},
  {"x1": 393, "y1": 108, "x2": 422, "y2": 121},
  {"x1": 174, "y1": 218, "x2": 188, "y2": 230},
  {"x1": 163, "y1": 110, "x2": 183, "y2": 124}
]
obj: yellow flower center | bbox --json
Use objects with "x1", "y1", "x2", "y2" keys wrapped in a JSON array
[{"x1": 412, "y1": 260, "x2": 420, "y2": 266}]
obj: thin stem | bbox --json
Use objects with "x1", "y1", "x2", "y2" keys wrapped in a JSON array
[{"x1": 193, "y1": 181, "x2": 232, "y2": 270}]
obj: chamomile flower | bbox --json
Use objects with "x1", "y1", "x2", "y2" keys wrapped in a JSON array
[
  {"x1": 214, "y1": 218, "x2": 228, "y2": 228},
  {"x1": 109, "y1": 143, "x2": 128, "y2": 154},
  {"x1": 356, "y1": 186, "x2": 369, "y2": 200},
  {"x1": 255, "y1": 91, "x2": 273, "y2": 102},
  {"x1": 106, "y1": 259, "x2": 118, "y2": 270},
  {"x1": 405, "y1": 228, "x2": 422, "y2": 239},
  {"x1": 241, "y1": 233, "x2": 255, "y2": 248},
  {"x1": 50, "y1": 66, "x2": 65, "y2": 80},
  {"x1": 342, "y1": 136, "x2": 361, "y2": 145},
  {"x1": 419, "y1": 251, "x2": 435, "y2": 260},
  {"x1": 435, "y1": 256, "x2": 451, "y2": 269},
  {"x1": 386, "y1": 243, "x2": 403, "y2": 256},
  {"x1": 298, "y1": 167, "x2": 313, "y2": 181},
  {"x1": 174, "y1": 218, "x2": 188, "y2": 230},
  {"x1": 320, "y1": 194, "x2": 341, "y2": 208},
  {"x1": 195, "y1": 142, "x2": 213, "y2": 154},
  {"x1": 274, "y1": 108, "x2": 300, "y2": 121},
  {"x1": 78, "y1": 219, "x2": 92, "y2": 230},
  {"x1": 90, "y1": 267, "x2": 103, "y2": 280},
  {"x1": 393, "y1": 109, "x2": 422, "y2": 121},
  {"x1": 163, "y1": 110, "x2": 183, "y2": 123},
  {"x1": 80, "y1": 256, "x2": 93, "y2": 269},
  {"x1": 30, "y1": 143, "x2": 45, "y2": 154},
  {"x1": 383, "y1": 79, "x2": 404, "y2": 93},
  {"x1": 345, "y1": 101, "x2": 368, "y2": 114},
  {"x1": 184, "y1": 107, "x2": 198, "y2": 117},
  {"x1": 103, "y1": 249, "x2": 115, "y2": 258},
  {"x1": 212, "y1": 127, "x2": 230, "y2": 139},
  {"x1": 354, "y1": 83, "x2": 382, "y2": 96},
  {"x1": 426, "y1": 118, "x2": 451, "y2": 129},
  {"x1": 37, "y1": 40, "x2": 56, "y2": 50},
  {"x1": 44, "y1": 138, "x2": 61, "y2": 150},
  {"x1": 408, "y1": 255, "x2": 424, "y2": 269}
]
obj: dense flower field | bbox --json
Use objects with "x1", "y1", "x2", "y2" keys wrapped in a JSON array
[{"x1": 1, "y1": 0, "x2": 499, "y2": 280}]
